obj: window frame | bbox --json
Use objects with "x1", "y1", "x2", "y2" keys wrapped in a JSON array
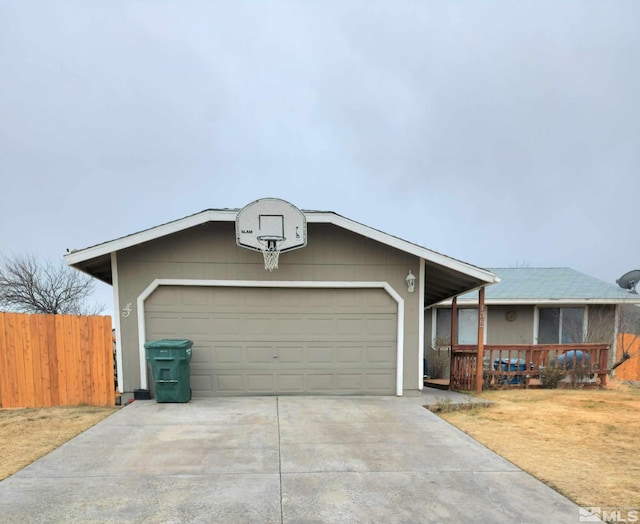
[
  {"x1": 431, "y1": 306, "x2": 487, "y2": 349},
  {"x1": 534, "y1": 305, "x2": 588, "y2": 344}
]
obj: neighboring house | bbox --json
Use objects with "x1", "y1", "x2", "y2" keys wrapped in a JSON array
[
  {"x1": 425, "y1": 267, "x2": 640, "y2": 379},
  {"x1": 64, "y1": 198, "x2": 498, "y2": 400}
]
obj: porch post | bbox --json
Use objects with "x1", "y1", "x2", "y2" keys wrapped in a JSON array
[
  {"x1": 449, "y1": 297, "x2": 458, "y2": 385},
  {"x1": 476, "y1": 286, "x2": 485, "y2": 395},
  {"x1": 451, "y1": 296, "x2": 458, "y2": 346}
]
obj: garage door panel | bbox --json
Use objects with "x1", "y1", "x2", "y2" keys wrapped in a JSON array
[
  {"x1": 366, "y1": 373, "x2": 395, "y2": 391},
  {"x1": 215, "y1": 374, "x2": 245, "y2": 394},
  {"x1": 246, "y1": 374, "x2": 275, "y2": 393},
  {"x1": 182, "y1": 289, "x2": 209, "y2": 307},
  {"x1": 307, "y1": 373, "x2": 335, "y2": 392},
  {"x1": 248, "y1": 291, "x2": 276, "y2": 308},
  {"x1": 337, "y1": 373, "x2": 364, "y2": 391},
  {"x1": 308, "y1": 346, "x2": 335, "y2": 363},
  {"x1": 336, "y1": 346, "x2": 363, "y2": 363},
  {"x1": 274, "y1": 318, "x2": 304, "y2": 335},
  {"x1": 367, "y1": 318, "x2": 396, "y2": 336},
  {"x1": 276, "y1": 374, "x2": 304, "y2": 392},
  {"x1": 277, "y1": 347, "x2": 304, "y2": 363},
  {"x1": 191, "y1": 373, "x2": 214, "y2": 395},
  {"x1": 146, "y1": 315, "x2": 180, "y2": 337},
  {"x1": 307, "y1": 318, "x2": 335, "y2": 334},
  {"x1": 246, "y1": 347, "x2": 276, "y2": 364},
  {"x1": 181, "y1": 316, "x2": 211, "y2": 336},
  {"x1": 145, "y1": 287, "x2": 397, "y2": 395},
  {"x1": 211, "y1": 289, "x2": 240, "y2": 307},
  {"x1": 366, "y1": 292, "x2": 396, "y2": 308},
  {"x1": 246, "y1": 318, "x2": 273, "y2": 335},
  {"x1": 191, "y1": 346, "x2": 213, "y2": 364},
  {"x1": 337, "y1": 318, "x2": 365, "y2": 335},
  {"x1": 305, "y1": 289, "x2": 337, "y2": 307},
  {"x1": 213, "y1": 317, "x2": 244, "y2": 335},
  {"x1": 366, "y1": 345, "x2": 396, "y2": 363},
  {"x1": 332, "y1": 289, "x2": 358, "y2": 307},
  {"x1": 210, "y1": 346, "x2": 242, "y2": 363}
]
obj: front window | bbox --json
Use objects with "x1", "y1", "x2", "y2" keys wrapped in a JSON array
[
  {"x1": 435, "y1": 308, "x2": 478, "y2": 346},
  {"x1": 538, "y1": 307, "x2": 584, "y2": 344},
  {"x1": 458, "y1": 309, "x2": 479, "y2": 344},
  {"x1": 435, "y1": 308, "x2": 452, "y2": 346}
]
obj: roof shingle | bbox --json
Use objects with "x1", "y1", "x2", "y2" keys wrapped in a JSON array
[{"x1": 458, "y1": 267, "x2": 638, "y2": 302}]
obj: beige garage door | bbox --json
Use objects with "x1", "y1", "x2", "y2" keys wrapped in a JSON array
[{"x1": 145, "y1": 286, "x2": 397, "y2": 396}]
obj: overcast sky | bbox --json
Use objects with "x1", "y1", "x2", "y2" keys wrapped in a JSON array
[{"x1": 1, "y1": 1, "x2": 639, "y2": 315}]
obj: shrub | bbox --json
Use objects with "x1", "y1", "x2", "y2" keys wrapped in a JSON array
[
  {"x1": 429, "y1": 348, "x2": 450, "y2": 379},
  {"x1": 566, "y1": 361, "x2": 592, "y2": 389},
  {"x1": 540, "y1": 365, "x2": 564, "y2": 389}
]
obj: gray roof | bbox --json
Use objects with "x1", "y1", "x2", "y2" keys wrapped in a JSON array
[
  {"x1": 455, "y1": 267, "x2": 640, "y2": 304},
  {"x1": 64, "y1": 206, "x2": 498, "y2": 307}
]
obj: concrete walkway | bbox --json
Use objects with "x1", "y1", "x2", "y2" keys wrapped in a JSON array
[{"x1": 0, "y1": 395, "x2": 588, "y2": 523}]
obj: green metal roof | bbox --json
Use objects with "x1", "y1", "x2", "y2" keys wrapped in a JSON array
[{"x1": 456, "y1": 267, "x2": 640, "y2": 303}]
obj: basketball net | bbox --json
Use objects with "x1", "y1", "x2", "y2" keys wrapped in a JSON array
[{"x1": 258, "y1": 238, "x2": 282, "y2": 271}]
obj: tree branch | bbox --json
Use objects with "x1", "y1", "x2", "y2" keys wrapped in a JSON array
[{"x1": 0, "y1": 253, "x2": 104, "y2": 315}]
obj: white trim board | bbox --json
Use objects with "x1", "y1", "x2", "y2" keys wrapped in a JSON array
[
  {"x1": 111, "y1": 253, "x2": 124, "y2": 394},
  {"x1": 136, "y1": 279, "x2": 406, "y2": 396},
  {"x1": 418, "y1": 259, "x2": 425, "y2": 390}
]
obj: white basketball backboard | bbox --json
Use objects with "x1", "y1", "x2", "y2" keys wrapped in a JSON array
[{"x1": 236, "y1": 198, "x2": 307, "y2": 253}]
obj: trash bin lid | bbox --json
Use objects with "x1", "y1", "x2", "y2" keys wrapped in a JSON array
[{"x1": 144, "y1": 339, "x2": 193, "y2": 350}]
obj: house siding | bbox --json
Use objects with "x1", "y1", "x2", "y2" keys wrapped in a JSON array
[
  {"x1": 115, "y1": 222, "x2": 421, "y2": 394},
  {"x1": 487, "y1": 306, "x2": 535, "y2": 344}
]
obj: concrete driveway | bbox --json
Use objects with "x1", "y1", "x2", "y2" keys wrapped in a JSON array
[{"x1": 1, "y1": 396, "x2": 586, "y2": 523}]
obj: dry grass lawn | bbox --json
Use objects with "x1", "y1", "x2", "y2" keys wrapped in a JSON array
[
  {"x1": 439, "y1": 383, "x2": 640, "y2": 509},
  {"x1": 0, "y1": 406, "x2": 118, "y2": 480}
]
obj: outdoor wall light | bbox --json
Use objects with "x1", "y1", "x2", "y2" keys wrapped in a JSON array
[{"x1": 406, "y1": 270, "x2": 416, "y2": 293}]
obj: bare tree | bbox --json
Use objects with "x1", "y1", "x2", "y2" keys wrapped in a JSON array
[{"x1": 0, "y1": 254, "x2": 104, "y2": 315}]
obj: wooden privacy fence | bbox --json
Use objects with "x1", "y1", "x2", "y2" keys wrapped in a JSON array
[
  {"x1": 451, "y1": 343, "x2": 609, "y2": 391},
  {"x1": 0, "y1": 313, "x2": 114, "y2": 408},
  {"x1": 614, "y1": 333, "x2": 640, "y2": 382}
]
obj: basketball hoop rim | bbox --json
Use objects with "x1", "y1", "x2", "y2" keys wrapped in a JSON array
[
  {"x1": 256, "y1": 235, "x2": 285, "y2": 240},
  {"x1": 257, "y1": 235, "x2": 285, "y2": 250}
]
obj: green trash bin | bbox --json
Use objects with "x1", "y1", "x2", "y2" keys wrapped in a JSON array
[{"x1": 144, "y1": 339, "x2": 193, "y2": 403}]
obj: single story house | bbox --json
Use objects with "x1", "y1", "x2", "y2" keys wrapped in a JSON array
[
  {"x1": 65, "y1": 198, "x2": 498, "y2": 399},
  {"x1": 425, "y1": 267, "x2": 640, "y2": 380}
]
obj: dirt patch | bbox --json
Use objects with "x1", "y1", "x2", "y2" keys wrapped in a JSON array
[
  {"x1": 0, "y1": 406, "x2": 118, "y2": 480},
  {"x1": 439, "y1": 384, "x2": 640, "y2": 509}
]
